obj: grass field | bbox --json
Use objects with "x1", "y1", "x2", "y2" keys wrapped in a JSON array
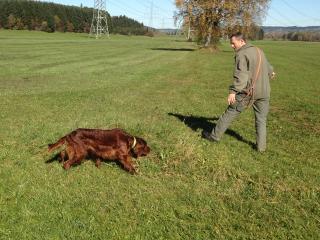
[{"x1": 0, "y1": 30, "x2": 319, "y2": 239}]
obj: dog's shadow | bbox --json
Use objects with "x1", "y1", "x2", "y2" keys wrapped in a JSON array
[
  {"x1": 45, "y1": 152, "x2": 83, "y2": 168},
  {"x1": 46, "y1": 152, "x2": 62, "y2": 164},
  {"x1": 45, "y1": 152, "x2": 131, "y2": 170},
  {"x1": 168, "y1": 112, "x2": 255, "y2": 148}
]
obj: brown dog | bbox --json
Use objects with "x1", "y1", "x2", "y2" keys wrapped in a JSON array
[{"x1": 48, "y1": 128, "x2": 150, "y2": 173}]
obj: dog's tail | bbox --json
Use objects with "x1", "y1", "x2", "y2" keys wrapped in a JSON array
[{"x1": 48, "y1": 136, "x2": 66, "y2": 152}]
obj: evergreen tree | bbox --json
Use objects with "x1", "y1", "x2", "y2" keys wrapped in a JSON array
[{"x1": 0, "y1": 0, "x2": 147, "y2": 35}]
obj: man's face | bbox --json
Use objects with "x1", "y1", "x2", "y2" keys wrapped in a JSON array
[{"x1": 230, "y1": 37, "x2": 245, "y2": 51}]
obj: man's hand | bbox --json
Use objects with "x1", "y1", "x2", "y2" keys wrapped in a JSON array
[{"x1": 228, "y1": 93, "x2": 236, "y2": 105}]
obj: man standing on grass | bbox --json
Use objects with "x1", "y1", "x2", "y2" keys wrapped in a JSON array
[{"x1": 202, "y1": 32, "x2": 275, "y2": 152}]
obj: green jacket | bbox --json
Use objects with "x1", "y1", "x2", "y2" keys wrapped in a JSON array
[{"x1": 229, "y1": 43, "x2": 274, "y2": 99}]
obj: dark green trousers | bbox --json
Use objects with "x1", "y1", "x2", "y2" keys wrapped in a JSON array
[{"x1": 210, "y1": 95, "x2": 269, "y2": 151}]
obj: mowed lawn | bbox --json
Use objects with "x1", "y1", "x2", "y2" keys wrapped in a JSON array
[{"x1": 0, "y1": 30, "x2": 319, "y2": 239}]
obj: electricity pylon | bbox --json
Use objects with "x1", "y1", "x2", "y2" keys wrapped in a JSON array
[{"x1": 90, "y1": 0, "x2": 110, "y2": 38}]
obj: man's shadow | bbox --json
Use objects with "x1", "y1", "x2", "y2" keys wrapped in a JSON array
[{"x1": 168, "y1": 113, "x2": 255, "y2": 148}]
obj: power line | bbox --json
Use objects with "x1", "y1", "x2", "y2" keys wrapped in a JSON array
[
  {"x1": 110, "y1": 0, "x2": 173, "y2": 19},
  {"x1": 149, "y1": 0, "x2": 153, "y2": 27},
  {"x1": 265, "y1": 12, "x2": 291, "y2": 27},
  {"x1": 108, "y1": 0, "x2": 145, "y2": 18},
  {"x1": 270, "y1": 6, "x2": 299, "y2": 26},
  {"x1": 131, "y1": 0, "x2": 151, "y2": 10},
  {"x1": 115, "y1": 0, "x2": 146, "y2": 15},
  {"x1": 259, "y1": 6, "x2": 291, "y2": 27},
  {"x1": 107, "y1": 0, "x2": 175, "y2": 28},
  {"x1": 281, "y1": 0, "x2": 320, "y2": 22},
  {"x1": 144, "y1": 0, "x2": 175, "y2": 18}
]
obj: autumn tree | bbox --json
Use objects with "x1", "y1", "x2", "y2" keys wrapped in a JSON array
[
  {"x1": 54, "y1": 15, "x2": 64, "y2": 32},
  {"x1": 175, "y1": 0, "x2": 270, "y2": 47},
  {"x1": 7, "y1": 14, "x2": 16, "y2": 29},
  {"x1": 66, "y1": 21, "x2": 74, "y2": 32}
]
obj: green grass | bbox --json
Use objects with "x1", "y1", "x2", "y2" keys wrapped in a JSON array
[{"x1": 0, "y1": 30, "x2": 319, "y2": 239}]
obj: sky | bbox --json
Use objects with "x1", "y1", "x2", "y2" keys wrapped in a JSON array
[{"x1": 39, "y1": 0, "x2": 320, "y2": 28}]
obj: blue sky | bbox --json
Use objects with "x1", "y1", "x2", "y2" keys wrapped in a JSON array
[{"x1": 40, "y1": 0, "x2": 320, "y2": 28}]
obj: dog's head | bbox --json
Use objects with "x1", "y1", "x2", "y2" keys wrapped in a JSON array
[{"x1": 131, "y1": 137, "x2": 150, "y2": 158}]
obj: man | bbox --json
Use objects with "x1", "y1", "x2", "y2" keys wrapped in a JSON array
[{"x1": 202, "y1": 32, "x2": 275, "y2": 152}]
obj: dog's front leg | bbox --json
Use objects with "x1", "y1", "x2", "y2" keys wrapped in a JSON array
[
  {"x1": 119, "y1": 155, "x2": 136, "y2": 174},
  {"x1": 95, "y1": 158, "x2": 102, "y2": 168}
]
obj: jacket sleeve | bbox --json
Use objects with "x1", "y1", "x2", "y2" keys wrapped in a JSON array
[{"x1": 229, "y1": 54, "x2": 250, "y2": 94}]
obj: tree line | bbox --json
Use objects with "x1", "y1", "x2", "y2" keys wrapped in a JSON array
[
  {"x1": 0, "y1": 0, "x2": 148, "y2": 35},
  {"x1": 265, "y1": 31, "x2": 320, "y2": 42}
]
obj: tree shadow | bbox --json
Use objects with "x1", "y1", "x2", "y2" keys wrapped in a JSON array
[
  {"x1": 168, "y1": 112, "x2": 255, "y2": 148},
  {"x1": 150, "y1": 48, "x2": 195, "y2": 51},
  {"x1": 173, "y1": 39, "x2": 187, "y2": 42}
]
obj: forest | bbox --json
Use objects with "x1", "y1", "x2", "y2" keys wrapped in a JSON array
[{"x1": 0, "y1": 0, "x2": 148, "y2": 35}]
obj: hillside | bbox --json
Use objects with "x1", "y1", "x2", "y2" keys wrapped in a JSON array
[
  {"x1": 0, "y1": 30, "x2": 319, "y2": 239},
  {"x1": 159, "y1": 26, "x2": 320, "y2": 35},
  {"x1": 0, "y1": 0, "x2": 147, "y2": 35},
  {"x1": 262, "y1": 26, "x2": 320, "y2": 33}
]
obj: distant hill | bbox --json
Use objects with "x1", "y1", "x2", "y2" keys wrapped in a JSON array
[
  {"x1": 158, "y1": 26, "x2": 320, "y2": 35},
  {"x1": 157, "y1": 28, "x2": 178, "y2": 35},
  {"x1": 262, "y1": 26, "x2": 320, "y2": 33},
  {"x1": 263, "y1": 26, "x2": 320, "y2": 41}
]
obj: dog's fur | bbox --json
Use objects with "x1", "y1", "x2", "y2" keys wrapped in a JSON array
[{"x1": 48, "y1": 128, "x2": 150, "y2": 173}]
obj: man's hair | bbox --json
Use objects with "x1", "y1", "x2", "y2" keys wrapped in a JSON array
[{"x1": 229, "y1": 32, "x2": 246, "y2": 42}]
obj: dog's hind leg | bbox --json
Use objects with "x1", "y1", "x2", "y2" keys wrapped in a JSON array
[
  {"x1": 62, "y1": 135, "x2": 81, "y2": 169},
  {"x1": 63, "y1": 146, "x2": 75, "y2": 170},
  {"x1": 63, "y1": 141, "x2": 86, "y2": 170},
  {"x1": 59, "y1": 150, "x2": 67, "y2": 162},
  {"x1": 63, "y1": 141, "x2": 80, "y2": 169}
]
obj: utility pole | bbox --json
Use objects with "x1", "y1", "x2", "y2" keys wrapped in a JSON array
[
  {"x1": 186, "y1": 17, "x2": 194, "y2": 40},
  {"x1": 90, "y1": 0, "x2": 110, "y2": 39},
  {"x1": 175, "y1": 19, "x2": 182, "y2": 36},
  {"x1": 187, "y1": 20, "x2": 191, "y2": 40},
  {"x1": 149, "y1": 0, "x2": 153, "y2": 29}
]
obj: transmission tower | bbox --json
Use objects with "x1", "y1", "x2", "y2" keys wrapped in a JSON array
[
  {"x1": 90, "y1": 0, "x2": 110, "y2": 38},
  {"x1": 149, "y1": 0, "x2": 153, "y2": 28}
]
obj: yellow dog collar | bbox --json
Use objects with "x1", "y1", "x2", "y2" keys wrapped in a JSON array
[{"x1": 131, "y1": 137, "x2": 137, "y2": 149}]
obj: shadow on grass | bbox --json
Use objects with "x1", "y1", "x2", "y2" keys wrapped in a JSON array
[
  {"x1": 222, "y1": 50, "x2": 234, "y2": 53},
  {"x1": 150, "y1": 48, "x2": 195, "y2": 51},
  {"x1": 173, "y1": 39, "x2": 187, "y2": 42},
  {"x1": 45, "y1": 152, "x2": 130, "y2": 172},
  {"x1": 168, "y1": 112, "x2": 255, "y2": 148},
  {"x1": 46, "y1": 152, "x2": 62, "y2": 164}
]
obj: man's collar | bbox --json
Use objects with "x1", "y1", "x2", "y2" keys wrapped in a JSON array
[{"x1": 237, "y1": 43, "x2": 253, "y2": 52}]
